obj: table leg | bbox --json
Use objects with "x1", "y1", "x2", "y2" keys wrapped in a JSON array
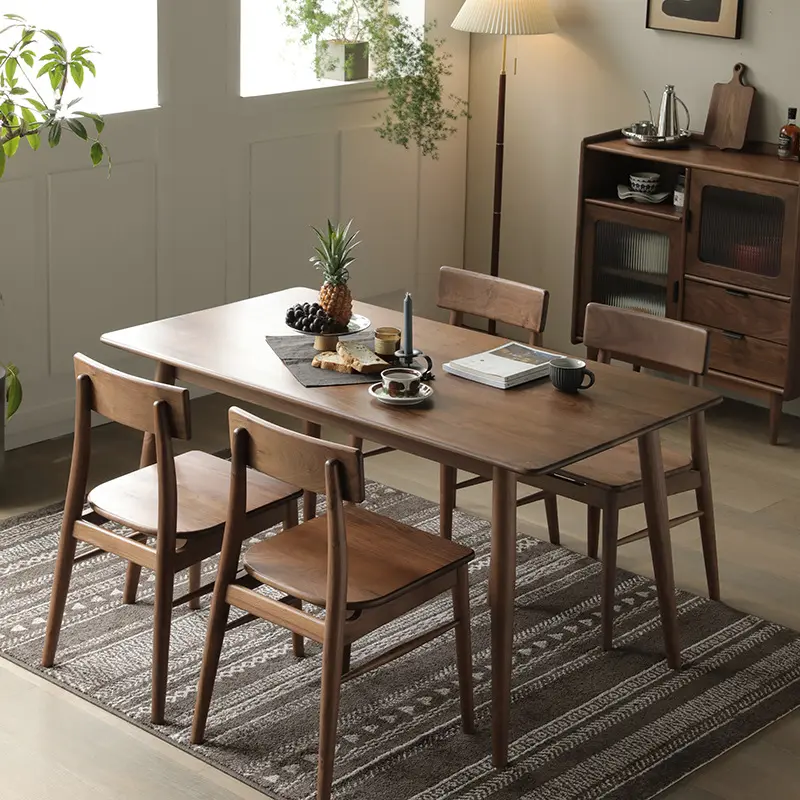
[
  {"x1": 125, "y1": 362, "x2": 176, "y2": 605},
  {"x1": 302, "y1": 421, "x2": 322, "y2": 520},
  {"x1": 490, "y1": 467, "x2": 517, "y2": 769},
  {"x1": 638, "y1": 429, "x2": 681, "y2": 669}
]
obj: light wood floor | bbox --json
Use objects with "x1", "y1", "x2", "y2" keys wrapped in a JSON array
[{"x1": 1, "y1": 394, "x2": 798, "y2": 799}]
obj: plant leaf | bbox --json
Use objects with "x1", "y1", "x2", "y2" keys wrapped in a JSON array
[
  {"x1": 5, "y1": 364, "x2": 22, "y2": 420},
  {"x1": 66, "y1": 118, "x2": 88, "y2": 140},
  {"x1": 0, "y1": 147, "x2": 5, "y2": 179},
  {"x1": 3, "y1": 136, "x2": 20, "y2": 157},
  {"x1": 21, "y1": 51, "x2": 34, "y2": 68},
  {"x1": 5, "y1": 56, "x2": 16, "y2": 81},
  {"x1": 42, "y1": 29, "x2": 63, "y2": 45},
  {"x1": 70, "y1": 61, "x2": 84, "y2": 88},
  {"x1": 47, "y1": 121, "x2": 62, "y2": 147},
  {"x1": 27, "y1": 132, "x2": 40, "y2": 151},
  {"x1": 90, "y1": 141, "x2": 103, "y2": 166}
]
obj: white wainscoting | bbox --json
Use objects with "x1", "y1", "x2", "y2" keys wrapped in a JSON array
[{"x1": 2, "y1": 0, "x2": 469, "y2": 450}]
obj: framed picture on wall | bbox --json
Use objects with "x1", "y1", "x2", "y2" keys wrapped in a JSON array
[{"x1": 647, "y1": 0, "x2": 743, "y2": 39}]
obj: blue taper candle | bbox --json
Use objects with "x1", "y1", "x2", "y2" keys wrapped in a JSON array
[{"x1": 403, "y1": 292, "x2": 413, "y2": 357}]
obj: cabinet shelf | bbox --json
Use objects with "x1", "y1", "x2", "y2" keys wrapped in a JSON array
[
  {"x1": 599, "y1": 266, "x2": 668, "y2": 287},
  {"x1": 585, "y1": 197, "x2": 682, "y2": 222}
]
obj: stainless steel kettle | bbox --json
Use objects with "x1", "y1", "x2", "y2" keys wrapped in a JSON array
[{"x1": 656, "y1": 85, "x2": 690, "y2": 138}]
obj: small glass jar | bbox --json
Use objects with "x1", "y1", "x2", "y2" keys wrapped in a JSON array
[
  {"x1": 674, "y1": 175, "x2": 686, "y2": 210},
  {"x1": 374, "y1": 327, "x2": 401, "y2": 357}
]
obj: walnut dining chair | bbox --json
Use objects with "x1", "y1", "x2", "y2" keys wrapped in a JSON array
[
  {"x1": 533, "y1": 303, "x2": 720, "y2": 649},
  {"x1": 41, "y1": 355, "x2": 301, "y2": 724},
  {"x1": 191, "y1": 408, "x2": 475, "y2": 800},
  {"x1": 435, "y1": 266, "x2": 560, "y2": 544}
]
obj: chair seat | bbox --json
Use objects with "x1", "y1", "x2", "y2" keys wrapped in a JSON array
[
  {"x1": 243, "y1": 505, "x2": 474, "y2": 609},
  {"x1": 555, "y1": 440, "x2": 693, "y2": 490},
  {"x1": 88, "y1": 450, "x2": 300, "y2": 536}
]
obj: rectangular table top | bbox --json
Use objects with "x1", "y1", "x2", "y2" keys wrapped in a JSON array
[{"x1": 102, "y1": 288, "x2": 721, "y2": 476}]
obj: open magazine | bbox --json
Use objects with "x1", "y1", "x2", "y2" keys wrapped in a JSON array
[{"x1": 443, "y1": 342, "x2": 560, "y2": 389}]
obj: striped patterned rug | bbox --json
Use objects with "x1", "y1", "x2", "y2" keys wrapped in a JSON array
[{"x1": 2, "y1": 481, "x2": 799, "y2": 800}]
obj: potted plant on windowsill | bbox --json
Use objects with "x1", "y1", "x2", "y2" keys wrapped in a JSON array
[
  {"x1": 283, "y1": 0, "x2": 370, "y2": 82},
  {"x1": 282, "y1": 0, "x2": 469, "y2": 158},
  {"x1": 0, "y1": 13, "x2": 110, "y2": 464}
]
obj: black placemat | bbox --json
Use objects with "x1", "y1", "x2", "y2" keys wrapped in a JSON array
[{"x1": 266, "y1": 333, "x2": 386, "y2": 387}]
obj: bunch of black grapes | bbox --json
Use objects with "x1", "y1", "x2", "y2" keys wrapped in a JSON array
[{"x1": 285, "y1": 303, "x2": 347, "y2": 335}]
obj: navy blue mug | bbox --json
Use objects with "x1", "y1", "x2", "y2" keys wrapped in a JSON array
[{"x1": 550, "y1": 357, "x2": 595, "y2": 394}]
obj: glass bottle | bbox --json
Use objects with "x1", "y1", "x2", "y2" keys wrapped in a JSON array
[{"x1": 778, "y1": 107, "x2": 800, "y2": 161}]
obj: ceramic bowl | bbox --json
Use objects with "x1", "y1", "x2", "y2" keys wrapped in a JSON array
[{"x1": 629, "y1": 172, "x2": 661, "y2": 194}]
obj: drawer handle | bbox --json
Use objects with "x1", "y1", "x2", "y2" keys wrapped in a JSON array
[
  {"x1": 722, "y1": 330, "x2": 745, "y2": 340},
  {"x1": 724, "y1": 288, "x2": 749, "y2": 299}
]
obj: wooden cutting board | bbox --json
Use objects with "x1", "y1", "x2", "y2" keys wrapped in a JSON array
[{"x1": 704, "y1": 63, "x2": 756, "y2": 151}]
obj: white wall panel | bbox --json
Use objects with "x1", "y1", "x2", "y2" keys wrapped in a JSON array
[
  {"x1": 48, "y1": 162, "x2": 157, "y2": 372},
  {"x1": 339, "y1": 127, "x2": 418, "y2": 300},
  {"x1": 249, "y1": 132, "x2": 338, "y2": 297},
  {"x1": 0, "y1": 179, "x2": 48, "y2": 381}
]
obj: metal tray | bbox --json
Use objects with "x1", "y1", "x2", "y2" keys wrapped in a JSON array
[{"x1": 621, "y1": 127, "x2": 692, "y2": 149}]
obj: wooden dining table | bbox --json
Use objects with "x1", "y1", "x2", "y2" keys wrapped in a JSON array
[{"x1": 101, "y1": 287, "x2": 722, "y2": 768}]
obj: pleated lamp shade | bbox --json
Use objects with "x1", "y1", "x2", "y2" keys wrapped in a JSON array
[{"x1": 451, "y1": 0, "x2": 558, "y2": 35}]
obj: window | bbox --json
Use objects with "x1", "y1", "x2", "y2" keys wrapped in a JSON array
[
  {"x1": 241, "y1": 0, "x2": 425, "y2": 98},
  {"x1": 19, "y1": 1, "x2": 159, "y2": 115}
]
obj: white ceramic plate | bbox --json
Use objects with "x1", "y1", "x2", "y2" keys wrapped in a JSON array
[
  {"x1": 368, "y1": 382, "x2": 434, "y2": 407},
  {"x1": 617, "y1": 185, "x2": 671, "y2": 204},
  {"x1": 286, "y1": 313, "x2": 371, "y2": 338}
]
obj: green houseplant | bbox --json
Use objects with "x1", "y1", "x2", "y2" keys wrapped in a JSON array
[
  {"x1": 0, "y1": 13, "x2": 109, "y2": 429},
  {"x1": 282, "y1": 0, "x2": 468, "y2": 158},
  {"x1": 283, "y1": 0, "x2": 370, "y2": 82}
]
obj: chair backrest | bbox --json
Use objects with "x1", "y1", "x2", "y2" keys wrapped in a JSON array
[
  {"x1": 228, "y1": 407, "x2": 365, "y2": 504},
  {"x1": 74, "y1": 353, "x2": 191, "y2": 440},
  {"x1": 437, "y1": 266, "x2": 549, "y2": 345},
  {"x1": 583, "y1": 303, "x2": 710, "y2": 379}
]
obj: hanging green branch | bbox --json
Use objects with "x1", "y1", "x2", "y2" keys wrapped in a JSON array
[
  {"x1": 282, "y1": 0, "x2": 469, "y2": 159},
  {"x1": 0, "y1": 13, "x2": 110, "y2": 181}
]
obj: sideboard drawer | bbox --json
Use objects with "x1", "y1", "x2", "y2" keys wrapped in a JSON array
[
  {"x1": 684, "y1": 280, "x2": 791, "y2": 345},
  {"x1": 708, "y1": 327, "x2": 787, "y2": 387}
]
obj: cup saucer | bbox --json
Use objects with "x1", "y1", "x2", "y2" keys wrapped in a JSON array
[{"x1": 368, "y1": 382, "x2": 434, "y2": 406}]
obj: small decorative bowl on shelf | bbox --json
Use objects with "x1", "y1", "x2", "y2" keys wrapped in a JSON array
[{"x1": 629, "y1": 172, "x2": 661, "y2": 194}]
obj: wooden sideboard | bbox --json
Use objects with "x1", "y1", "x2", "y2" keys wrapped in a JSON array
[{"x1": 572, "y1": 131, "x2": 800, "y2": 444}]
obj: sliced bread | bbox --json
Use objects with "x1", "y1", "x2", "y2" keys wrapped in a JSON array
[
  {"x1": 336, "y1": 342, "x2": 388, "y2": 374},
  {"x1": 311, "y1": 351, "x2": 352, "y2": 373}
]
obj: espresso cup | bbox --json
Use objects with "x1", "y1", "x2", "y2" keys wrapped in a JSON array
[
  {"x1": 381, "y1": 368, "x2": 422, "y2": 398},
  {"x1": 550, "y1": 357, "x2": 595, "y2": 394}
]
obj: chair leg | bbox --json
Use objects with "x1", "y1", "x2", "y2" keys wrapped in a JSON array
[
  {"x1": 284, "y1": 596, "x2": 306, "y2": 658},
  {"x1": 342, "y1": 644, "x2": 352, "y2": 676},
  {"x1": 188, "y1": 562, "x2": 202, "y2": 610},
  {"x1": 347, "y1": 436, "x2": 363, "y2": 450},
  {"x1": 600, "y1": 499, "x2": 620, "y2": 651},
  {"x1": 123, "y1": 563, "x2": 142, "y2": 605},
  {"x1": 151, "y1": 564, "x2": 175, "y2": 725},
  {"x1": 453, "y1": 565, "x2": 475, "y2": 734},
  {"x1": 317, "y1": 619, "x2": 346, "y2": 800},
  {"x1": 696, "y1": 478, "x2": 720, "y2": 602},
  {"x1": 191, "y1": 582, "x2": 232, "y2": 743},
  {"x1": 587, "y1": 506, "x2": 601, "y2": 559},
  {"x1": 41, "y1": 522, "x2": 79, "y2": 667},
  {"x1": 440, "y1": 464, "x2": 457, "y2": 540},
  {"x1": 544, "y1": 494, "x2": 560, "y2": 546}
]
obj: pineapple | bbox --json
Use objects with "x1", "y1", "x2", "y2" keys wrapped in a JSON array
[{"x1": 311, "y1": 219, "x2": 360, "y2": 327}]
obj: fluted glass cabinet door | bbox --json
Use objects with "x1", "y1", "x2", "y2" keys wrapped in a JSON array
[
  {"x1": 592, "y1": 220, "x2": 669, "y2": 318},
  {"x1": 686, "y1": 171, "x2": 798, "y2": 295},
  {"x1": 575, "y1": 205, "x2": 682, "y2": 340}
]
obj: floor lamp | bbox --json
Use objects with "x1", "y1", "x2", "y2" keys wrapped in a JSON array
[{"x1": 452, "y1": 0, "x2": 558, "y2": 335}]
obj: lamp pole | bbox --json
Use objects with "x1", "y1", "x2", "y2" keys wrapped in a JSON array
[{"x1": 488, "y1": 34, "x2": 509, "y2": 335}]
